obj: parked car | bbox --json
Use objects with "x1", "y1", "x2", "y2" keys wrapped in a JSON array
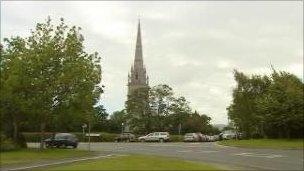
[
  {"x1": 184, "y1": 133, "x2": 201, "y2": 142},
  {"x1": 115, "y1": 133, "x2": 136, "y2": 142},
  {"x1": 200, "y1": 134, "x2": 209, "y2": 142},
  {"x1": 138, "y1": 132, "x2": 170, "y2": 142},
  {"x1": 220, "y1": 132, "x2": 237, "y2": 140},
  {"x1": 213, "y1": 135, "x2": 220, "y2": 141},
  {"x1": 44, "y1": 133, "x2": 78, "y2": 148},
  {"x1": 208, "y1": 135, "x2": 217, "y2": 142}
]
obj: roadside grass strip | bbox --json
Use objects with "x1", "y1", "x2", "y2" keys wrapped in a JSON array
[
  {"x1": 0, "y1": 148, "x2": 93, "y2": 166},
  {"x1": 7, "y1": 154, "x2": 115, "y2": 171},
  {"x1": 43, "y1": 154, "x2": 221, "y2": 170},
  {"x1": 218, "y1": 139, "x2": 304, "y2": 149}
]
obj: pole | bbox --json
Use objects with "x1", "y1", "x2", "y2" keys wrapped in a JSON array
[
  {"x1": 121, "y1": 123, "x2": 124, "y2": 134},
  {"x1": 88, "y1": 122, "x2": 91, "y2": 151}
]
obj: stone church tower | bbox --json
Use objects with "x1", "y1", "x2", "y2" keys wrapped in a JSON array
[
  {"x1": 124, "y1": 20, "x2": 149, "y2": 133},
  {"x1": 128, "y1": 20, "x2": 149, "y2": 94}
]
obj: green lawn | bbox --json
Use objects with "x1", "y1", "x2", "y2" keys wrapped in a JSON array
[
  {"x1": 0, "y1": 148, "x2": 92, "y2": 166},
  {"x1": 218, "y1": 139, "x2": 304, "y2": 149},
  {"x1": 46, "y1": 155, "x2": 221, "y2": 170}
]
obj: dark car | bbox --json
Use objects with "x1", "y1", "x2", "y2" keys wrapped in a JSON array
[
  {"x1": 44, "y1": 133, "x2": 78, "y2": 148},
  {"x1": 115, "y1": 133, "x2": 136, "y2": 142}
]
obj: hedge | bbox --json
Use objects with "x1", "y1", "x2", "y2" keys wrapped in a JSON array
[
  {"x1": 22, "y1": 132, "x2": 119, "y2": 142},
  {"x1": 22, "y1": 132, "x2": 185, "y2": 142},
  {"x1": 0, "y1": 134, "x2": 20, "y2": 152},
  {"x1": 170, "y1": 135, "x2": 184, "y2": 142}
]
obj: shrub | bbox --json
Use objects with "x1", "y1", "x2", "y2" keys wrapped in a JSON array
[
  {"x1": 100, "y1": 132, "x2": 118, "y2": 142},
  {"x1": 170, "y1": 135, "x2": 183, "y2": 142},
  {"x1": 0, "y1": 134, "x2": 20, "y2": 152},
  {"x1": 22, "y1": 132, "x2": 53, "y2": 142},
  {"x1": 22, "y1": 132, "x2": 119, "y2": 142}
]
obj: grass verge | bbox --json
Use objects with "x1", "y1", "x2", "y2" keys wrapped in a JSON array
[
  {"x1": 218, "y1": 139, "x2": 303, "y2": 149},
  {"x1": 45, "y1": 154, "x2": 221, "y2": 170},
  {"x1": 0, "y1": 148, "x2": 93, "y2": 166}
]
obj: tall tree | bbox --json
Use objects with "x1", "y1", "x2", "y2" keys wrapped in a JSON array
[
  {"x1": 149, "y1": 84, "x2": 174, "y2": 131},
  {"x1": 125, "y1": 87, "x2": 151, "y2": 134},
  {"x1": 1, "y1": 17, "x2": 102, "y2": 148}
]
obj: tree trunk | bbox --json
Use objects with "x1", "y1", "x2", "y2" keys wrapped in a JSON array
[
  {"x1": 12, "y1": 120, "x2": 18, "y2": 142},
  {"x1": 40, "y1": 122, "x2": 46, "y2": 150}
]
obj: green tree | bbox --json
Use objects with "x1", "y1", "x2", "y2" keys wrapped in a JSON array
[
  {"x1": 168, "y1": 96, "x2": 192, "y2": 134},
  {"x1": 227, "y1": 69, "x2": 303, "y2": 139},
  {"x1": 108, "y1": 110, "x2": 127, "y2": 133},
  {"x1": 91, "y1": 104, "x2": 109, "y2": 132},
  {"x1": 256, "y1": 71, "x2": 304, "y2": 138},
  {"x1": 125, "y1": 87, "x2": 151, "y2": 134},
  {"x1": 149, "y1": 84, "x2": 174, "y2": 131},
  {"x1": 1, "y1": 17, "x2": 102, "y2": 148}
]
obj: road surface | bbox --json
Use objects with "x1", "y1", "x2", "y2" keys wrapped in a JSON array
[{"x1": 76, "y1": 142, "x2": 303, "y2": 170}]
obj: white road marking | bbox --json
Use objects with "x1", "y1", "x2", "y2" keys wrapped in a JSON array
[
  {"x1": 176, "y1": 150, "x2": 192, "y2": 153},
  {"x1": 7, "y1": 154, "x2": 124, "y2": 171},
  {"x1": 233, "y1": 152, "x2": 284, "y2": 158}
]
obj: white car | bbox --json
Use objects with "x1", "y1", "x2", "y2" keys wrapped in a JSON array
[{"x1": 138, "y1": 132, "x2": 170, "y2": 142}]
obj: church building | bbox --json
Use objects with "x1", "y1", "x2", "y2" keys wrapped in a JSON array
[
  {"x1": 125, "y1": 20, "x2": 150, "y2": 133},
  {"x1": 128, "y1": 20, "x2": 149, "y2": 95}
]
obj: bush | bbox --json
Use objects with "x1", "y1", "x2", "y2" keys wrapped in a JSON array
[
  {"x1": 22, "y1": 132, "x2": 53, "y2": 142},
  {"x1": 0, "y1": 134, "x2": 20, "y2": 152},
  {"x1": 22, "y1": 132, "x2": 119, "y2": 142},
  {"x1": 100, "y1": 132, "x2": 118, "y2": 142},
  {"x1": 170, "y1": 135, "x2": 183, "y2": 142}
]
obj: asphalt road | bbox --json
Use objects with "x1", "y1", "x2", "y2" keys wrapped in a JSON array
[{"x1": 76, "y1": 142, "x2": 303, "y2": 170}]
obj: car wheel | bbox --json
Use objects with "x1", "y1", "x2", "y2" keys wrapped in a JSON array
[
  {"x1": 73, "y1": 145, "x2": 77, "y2": 149},
  {"x1": 159, "y1": 138, "x2": 164, "y2": 143}
]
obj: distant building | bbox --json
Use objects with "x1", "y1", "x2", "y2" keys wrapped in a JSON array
[
  {"x1": 125, "y1": 20, "x2": 150, "y2": 133},
  {"x1": 127, "y1": 20, "x2": 149, "y2": 95}
]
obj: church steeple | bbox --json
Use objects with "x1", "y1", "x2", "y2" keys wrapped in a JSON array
[
  {"x1": 134, "y1": 19, "x2": 143, "y2": 68},
  {"x1": 128, "y1": 20, "x2": 149, "y2": 95}
]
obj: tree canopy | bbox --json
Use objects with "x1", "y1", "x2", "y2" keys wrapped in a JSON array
[
  {"x1": 227, "y1": 69, "x2": 303, "y2": 138},
  {"x1": 0, "y1": 17, "x2": 103, "y2": 148}
]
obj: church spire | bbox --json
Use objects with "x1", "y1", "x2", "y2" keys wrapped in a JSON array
[
  {"x1": 128, "y1": 19, "x2": 149, "y2": 95},
  {"x1": 134, "y1": 19, "x2": 143, "y2": 66}
]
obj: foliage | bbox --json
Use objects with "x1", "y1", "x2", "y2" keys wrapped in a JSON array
[
  {"x1": 0, "y1": 17, "x2": 103, "y2": 148},
  {"x1": 0, "y1": 134, "x2": 20, "y2": 152},
  {"x1": 125, "y1": 87, "x2": 151, "y2": 134},
  {"x1": 227, "y1": 69, "x2": 303, "y2": 138},
  {"x1": 125, "y1": 84, "x2": 217, "y2": 135}
]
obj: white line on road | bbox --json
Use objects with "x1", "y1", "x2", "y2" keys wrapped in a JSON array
[
  {"x1": 7, "y1": 154, "x2": 121, "y2": 171},
  {"x1": 233, "y1": 152, "x2": 284, "y2": 158},
  {"x1": 196, "y1": 150, "x2": 218, "y2": 153},
  {"x1": 176, "y1": 150, "x2": 192, "y2": 153}
]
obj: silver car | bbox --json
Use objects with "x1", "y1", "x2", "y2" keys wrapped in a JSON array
[
  {"x1": 184, "y1": 133, "x2": 200, "y2": 142},
  {"x1": 138, "y1": 132, "x2": 170, "y2": 142}
]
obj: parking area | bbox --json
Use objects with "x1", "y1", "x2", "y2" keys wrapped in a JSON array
[
  {"x1": 27, "y1": 142, "x2": 303, "y2": 170},
  {"x1": 79, "y1": 142, "x2": 303, "y2": 170}
]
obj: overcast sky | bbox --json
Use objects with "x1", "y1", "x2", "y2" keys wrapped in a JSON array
[{"x1": 1, "y1": 1, "x2": 302, "y2": 124}]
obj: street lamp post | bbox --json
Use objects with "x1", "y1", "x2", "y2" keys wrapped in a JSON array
[
  {"x1": 82, "y1": 124, "x2": 87, "y2": 142},
  {"x1": 121, "y1": 123, "x2": 124, "y2": 134}
]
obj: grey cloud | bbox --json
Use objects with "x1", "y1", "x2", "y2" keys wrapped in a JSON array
[{"x1": 1, "y1": 1, "x2": 302, "y2": 124}]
